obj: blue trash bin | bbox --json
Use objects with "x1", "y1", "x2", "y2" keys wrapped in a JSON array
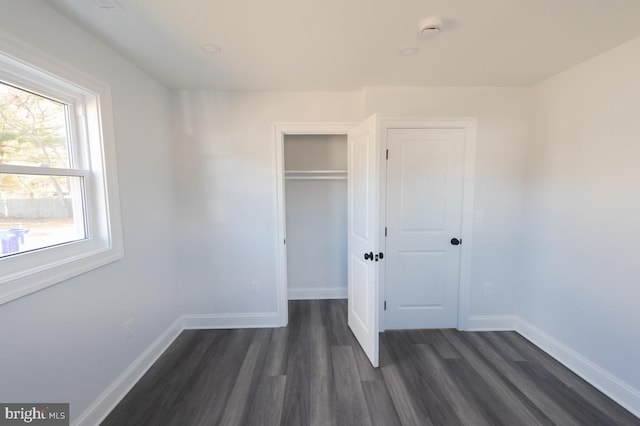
[
  {"x1": 9, "y1": 228, "x2": 29, "y2": 244},
  {"x1": 1, "y1": 228, "x2": 29, "y2": 255}
]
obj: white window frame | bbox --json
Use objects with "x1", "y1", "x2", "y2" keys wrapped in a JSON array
[{"x1": 0, "y1": 32, "x2": 123, "y2": 305}]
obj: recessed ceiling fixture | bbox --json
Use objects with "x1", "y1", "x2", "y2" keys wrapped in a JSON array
[
  {"x1": 418, "y1": 16, "x2": 443, "y2": 38},
  {"x1": 398, "y1": 47, "x2": 420, "y2": 57},
  {"x1": 91, "y1": 0, "x2": 122, "y2": 10},
  {"x1": 200, "y1": 44, "x2": 222, "y2": 54}
]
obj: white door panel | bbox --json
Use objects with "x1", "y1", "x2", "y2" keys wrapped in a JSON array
[
  {"x1": 351, "y1": 253, "x2": 370, "y2": 328},
  {"x1": 398, "y1": 141, "x2": 449, "y2": 231},
  {"x1": 347, "y1": 115, "x2": 379, "y2": 367},
  {"x1": 385, "y1": 128, "x2": 465, "y2": 329},
  {"x1": 398, "y1": 250, "x2": 447, "y2": 307},
  {"x1": 351, "y1": 131, "x2": 369, "y2": 240}
]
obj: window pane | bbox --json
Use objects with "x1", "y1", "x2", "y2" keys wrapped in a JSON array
[
  {"x1": 0, "y1": 174, "x2": 86, "y2": 257},
  {"x1": 0, "y1": 82, "x2": 70, "y2": 168}
]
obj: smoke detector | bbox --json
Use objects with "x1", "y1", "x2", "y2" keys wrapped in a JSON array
[{"x1": 418, "y1": 17, "x2": 443, "y2": 38}]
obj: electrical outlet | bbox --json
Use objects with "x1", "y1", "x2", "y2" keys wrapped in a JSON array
[
  {"x1": 482, "y1": 282, "x2": 493, "y2": 296},
  {"x1": 251, "y1": 281, "x2": 259, "y2": 294},
  {"x1": 124, "y1": 318, "x2": 134, "y2": 340}
]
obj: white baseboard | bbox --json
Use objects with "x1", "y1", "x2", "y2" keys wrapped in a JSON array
[
  {"x1": 516, "y1": 318, "x2": 640, "y2": 418},
  {"x1": 288, "y1": 287, "x2": 347, "y2": 300},
  {"x1": 73, "y1": 317, "x2": 184, "y2": 426},
  {"x1": 464, "y1": 315, "x2": 517, "y2": 331},
  {"x1": 182, "y1": 312, "x2": 281, "y2": 329}
]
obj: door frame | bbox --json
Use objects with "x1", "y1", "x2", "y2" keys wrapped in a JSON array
[
  {"x1": 378, "y1": 118, "x2": 477, "y2": 331},
  {"x1": 273, "y1": 118, "x2": 477, "y2": 330},
  {"x1": 274, "y1": 122, "x2": 357, "y2": 326}
]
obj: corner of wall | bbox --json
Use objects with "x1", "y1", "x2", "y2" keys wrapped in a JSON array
[
  {"x1": 515, "y1": 317, "x2": 640, "y2": 419},
  {"x1": 73, "y1": 317, "x2": 184, "y2": 426}
]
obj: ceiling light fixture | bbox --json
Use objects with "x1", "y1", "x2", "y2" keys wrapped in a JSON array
[
  {"x1": 200, "y1": 44, "x2": 222, "y2": 54},
  {"x1": 398, "y1": 47, "x2": 420, "y2": 57},
  {"x1": 91, "y1": 0, "x2": 121, "y2": 10},
  {"x1": 418, "y1": 16, "x2": 443, "y2": 38}
]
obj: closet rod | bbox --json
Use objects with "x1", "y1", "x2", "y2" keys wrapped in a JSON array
[
  {"x1": 285, "y1": 176, "x2": 347, "y2": 180},
  {"x1": 285, "y1": 169, "x2": 347, "y2": 180},
  {"x1": 285, "y1": 169, "x2": 347, "y2": 174}
]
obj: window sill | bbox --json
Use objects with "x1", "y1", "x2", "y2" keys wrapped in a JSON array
[{"x1": 0, "y1": 242, "x2": 124, "y2": 305}]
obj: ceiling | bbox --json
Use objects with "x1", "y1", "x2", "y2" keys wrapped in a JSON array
[{"x1": 45, "y1": 0, "x2": 640, "y2": 90}]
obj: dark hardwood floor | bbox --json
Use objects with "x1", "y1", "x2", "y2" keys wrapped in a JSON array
[{"x1": 102, "y1": 300, "x2": 639, "y2": 425}]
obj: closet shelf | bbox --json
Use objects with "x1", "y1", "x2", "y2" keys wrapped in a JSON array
[{"x1": 285, "y1": 170, "x2": 347, "y2": 180}]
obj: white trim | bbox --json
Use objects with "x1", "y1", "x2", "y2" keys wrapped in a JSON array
[
  {"x1": 0, "y1": 164, "x2": 89, "y2": 177},
  {"x1": 73, "y1": 317, "x2": 184, "y2": 426},
  {"x1": 377, "y1": 117, "x2": 477, "y2": 331},
  {"x1": 288, "y1": 287, "x2": 347, "y2": 300},
  {"x1": 516, "y1": 318, "x2": 640, "y2": 418},
  {"x1": 465, "y1": 315, "x2": 517, "y2": 331},
  {"x1": 0, "y1": 246, "x2": 123, "y2": 306},
  {"x1": 273, "y1": 122, "x2": 357, "y2": 328},
  {"x1": 182, "y1": 312, "x2": 281, "y2": 329}
]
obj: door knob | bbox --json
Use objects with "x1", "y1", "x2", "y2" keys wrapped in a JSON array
[
  {"x1": 450, "y1": 238, "x2": 461, "y2": 246},
  {"x1": 364, "y1": 252, "x2": 374, "y2": 261}
]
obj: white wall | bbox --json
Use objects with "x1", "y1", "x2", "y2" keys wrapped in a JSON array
[
  {"x1": 364, "y1": 87, "x2": 531, "y2": 321},
  {"x1": 172, "y1": 87, "x2": 530, "y2": 325},
  {"x1": 523, "y1": 37, "x2": 640, "y2": 404},
  {"x1": 172, "y1": 87, "x2": 530, "y2": 324},
  {"x1": 0, "y1": 1, "x2": 178, "y2": 422},
  {"x1": 172, "y1": 91, "x2": 361, "y2": 315}
]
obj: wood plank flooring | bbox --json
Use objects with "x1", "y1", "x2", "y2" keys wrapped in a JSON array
[{"x1": 102, "y1": 300, "x2": 639, "y2": 425}]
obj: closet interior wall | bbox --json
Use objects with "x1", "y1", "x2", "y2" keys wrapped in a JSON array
[{"x1": 284, "y1": 135, "x2": 348, "y2": 300}]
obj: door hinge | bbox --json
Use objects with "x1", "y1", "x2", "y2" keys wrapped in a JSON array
[
  {"x1": 284, "y1": 238, "x2": 286, "y2": 244},
  {"x1": 385, "y1": 226, "x2": 387, "y2": 237},
  {"x1": 386, "y1": 149, "x2": 389, "y2": 160},
  {"x1": 384, "y1": 301, "x2": 387, "y2": 311}
]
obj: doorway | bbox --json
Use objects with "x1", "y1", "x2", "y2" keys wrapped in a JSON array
[
  {"x1": 275, "y1": 118, "x2": 477, "y2": 366},
  {"x1": 274, "y1": 123, "x2": 355, "y2": 327},
  {"x1": 283, "y1": 134, "x2": 348, "y2": 300}
]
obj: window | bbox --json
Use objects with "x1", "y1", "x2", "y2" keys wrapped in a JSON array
[
  {"x1": 0, "y1": 35, "x2": 123, "y2": 305},
  {"x1": 1, "y1": 82, "x2": 87, "y2": 256}
]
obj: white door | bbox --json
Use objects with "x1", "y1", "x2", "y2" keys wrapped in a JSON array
[
  {"x1": 384, "y1": 128, "x2": 465, "y2": 329},
  {"x1": 347, "y1": 115, "x2": 380, "y2": 367}
]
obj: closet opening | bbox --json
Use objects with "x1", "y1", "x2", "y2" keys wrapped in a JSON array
[
  {"x1": 274, "y1": 123, "x2": 355, "y2": 326},
  {"x1": 283, "y1": 134, "x2": 348, "y2": 301}
]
